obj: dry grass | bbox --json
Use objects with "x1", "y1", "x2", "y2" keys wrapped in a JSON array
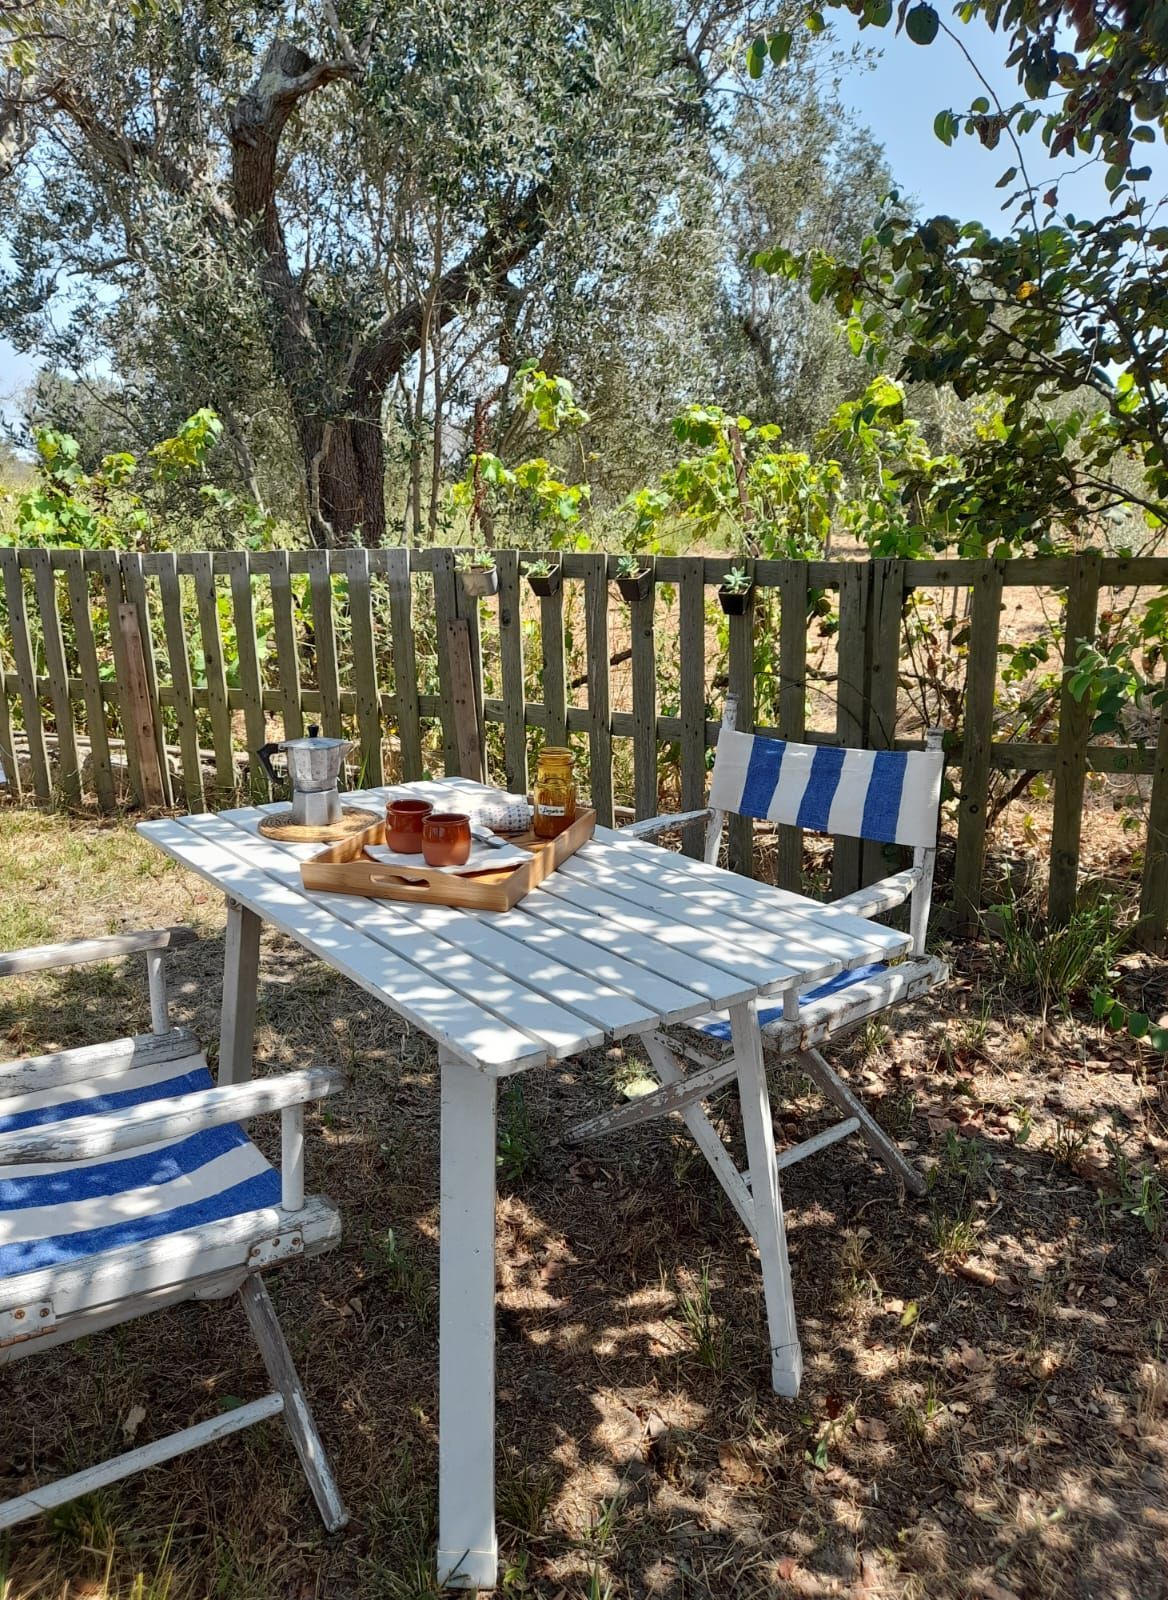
[{"x1": 1, "y1": 807, "x2": 1167, "y2": 1600}]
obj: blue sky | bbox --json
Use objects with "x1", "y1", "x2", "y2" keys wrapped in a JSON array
[{"x1": 2, "y1": 16, "x2": 1165, "y2": 420}]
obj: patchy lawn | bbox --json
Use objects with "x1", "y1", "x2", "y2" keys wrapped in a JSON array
[{"x1": 0, "y1": 806, "x2": 1165, "y2": 1600}]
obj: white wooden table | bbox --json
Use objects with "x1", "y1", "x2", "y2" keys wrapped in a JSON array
[{"x1": 138, "y1": 777, "x2": 911, "y2": 1589}]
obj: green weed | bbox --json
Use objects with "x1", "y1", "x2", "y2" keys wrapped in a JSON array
[
  {"x1": 677, "y1": 1257, "x2": 726, "y2": 1374},
  {"x1": 497, "y1": 1082, "x2": 541, "y2": 1186},
  {"x1": 986, "y1": 894, "x2": 1126, "y2": 1023}
]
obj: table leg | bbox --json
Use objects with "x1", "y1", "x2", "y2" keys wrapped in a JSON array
[
  {"x1": 729, "y1": 1001, "x2": 803, "y2": 1398},
  {"x1": 437, "y1": 1047, "x2": 499, "y2": 1590},
  {"x1": 219, "y1": 898, "x2": 261, "y2": 1086}
]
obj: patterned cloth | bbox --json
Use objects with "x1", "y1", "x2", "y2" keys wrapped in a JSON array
[{"x1": 708, "y1": 730, "x2": 942, "y2": 848}]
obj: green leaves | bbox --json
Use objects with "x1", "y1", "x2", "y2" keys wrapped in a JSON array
[
  {"x1": 934, "y1": 110, "x2": 959, "y2": 146},
  {"x1": 747, "y1": 35, "x2": 767, "y2": 78},
  {"x1": 904, "y1": 3, "x2": 939, "y2": 44}
]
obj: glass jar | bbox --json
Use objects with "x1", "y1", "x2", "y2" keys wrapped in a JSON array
[{"x1": 533, "y1": 746, "x2": 576, "y2": 839}]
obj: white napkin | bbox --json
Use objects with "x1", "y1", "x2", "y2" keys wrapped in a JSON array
[{"x1": 365, "y1": 838, "x2": 533, "y2": 877}]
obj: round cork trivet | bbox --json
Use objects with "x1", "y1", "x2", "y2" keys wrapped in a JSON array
[{"x1": 258, "y1": 806, "x2": 381, "y2": 843}]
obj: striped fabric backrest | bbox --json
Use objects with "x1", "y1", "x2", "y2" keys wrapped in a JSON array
[{"x1": 708, "y1": 729, "x2": 943, "y2": 848}]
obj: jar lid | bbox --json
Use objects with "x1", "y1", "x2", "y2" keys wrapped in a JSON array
[{"x1": 541, "y1": 746, "x2": 573, "y2": 759}]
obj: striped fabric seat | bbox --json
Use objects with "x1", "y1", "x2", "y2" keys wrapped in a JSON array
[
  {"x1": 0, "y1": 1050, "x2": 280, "y2": 1281},
  {"x1": 693, "y1": 962, "x2": 890, "y2": 1042},
  {"x1": 709, "y1": 729, "x2": 943, "y2": 847}
]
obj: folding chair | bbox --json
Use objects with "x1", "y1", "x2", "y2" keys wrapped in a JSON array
[
  {"x1": 0, "y1": 927, "x2": 347, "y2": 1533},
  {"x1": 565, "y1": 704, "x2": 947, "y2": 1395}
]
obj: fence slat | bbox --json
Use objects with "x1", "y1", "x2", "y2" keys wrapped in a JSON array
[
  {"x1": 678, "y1": 557, "x2": 706, "y2": 857},
  {"x1": 190, "y1": 550, "x2": 234, "y2": 797},
  {"x1": 497, "y1": 549, "x2": 528, "y2": 796},
  {"x1": 306, "y1": 550, "x2": 342, "y2": 741},
  {"x1": 0, "y1": 657, "x2": 18, "y2": 799},
  {"x1": 539, "y1": 584, "x2": 568, "y2": 749},
  {"x1": 30, "y1": 549, "x2": 80, "y2": 806},
  {"x1": 269, "y1": 551, "x2": 303, "y2": 741},
  {"x1": 386, "y1": 547, "x2": 422, "y2": 782},
  {"x1": 96, "y1": 550, "x2": 146, "y2": 804},
  {"x1": 1048, "y1": 549, "x2": 1102, "y2": 925},
  {"x1": 630, "y1": 557, "x2": 657, "y2": 820},
  {"x1": 62, "y1": 552, "x2": 115, "y2": 811},
  {"x1": 1, "y1": 548, "x2": 51, "y2": 800},
  {"x1": 116, "y1": 601, "x2": 166, "y2": 808},
  {"x1": 862, "y1": 559, "x2": 904, "y2": 885},
  {"x1": 447, "y1": 616, "x2": 484, "y2": 780},
  {"x1": 157, "y1": 551, "x2": 205, "y2": 813},
  {"x1": 953, "y1": 560, "x2": 1004, "y2": 927},
  {"x1": 726, "y1": 561, "x2": 755, "y2": 876},
  {"x1": 121, "y1": 553, "x2": 173, "y2": 807},
  {"x1": 583, "y1": 554, "x2": 612, "y2": 826},
  {"x1": 430, "y1": 548, "x2": 460, "y2": 769},
  {"x1": 1137, "y1": 684, "x2": 1168, "y2": 952},
  {"x1": 776, "y1": 559, "x2": 808, "y2": 891},
  {"x1": 454, "y1": 563, "x2": 487, "y2": 773},
  {"x1": 831, "y1": 562, "x2": 869, "y2": 898},
  {"x1": 345, "y1": 547, "x2": 383, "y2": 787},
  {"x1": 226, "y1": 552, "x2": 269, "y2": 801}
]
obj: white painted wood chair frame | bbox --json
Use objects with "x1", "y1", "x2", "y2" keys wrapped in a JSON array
[
  {"x1": 570, "y1": 699, "x2": 948, "y2": 1201},
  {"x1": 0, "y1": 929, "x2": 348, "y2": 1534}
]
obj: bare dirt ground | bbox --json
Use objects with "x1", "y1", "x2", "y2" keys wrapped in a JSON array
[{"x1": 1, "y1": 806, "x2": 1166, "y2": 1600}]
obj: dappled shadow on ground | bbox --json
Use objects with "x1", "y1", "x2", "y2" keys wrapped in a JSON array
[{"x1": 1, "y1": 830, "x2": 1167, "y2": 1599}]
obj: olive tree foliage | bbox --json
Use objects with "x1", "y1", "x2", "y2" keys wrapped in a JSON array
[
  {"x1": 757, "y1": 0, "x2": 1168, "y2": 546},
  {"x1": 0, "y1": 0, "x2": 834, "y2": 547}
]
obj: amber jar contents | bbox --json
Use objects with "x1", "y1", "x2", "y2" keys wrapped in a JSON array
[
  {"x1": 385, "y1": 797, "x2": 433, "y2": 854},
  {"x1": 533, "y1": 747, "x2": 576, "y2": 839},
  {"x1": 421, "y1": 811, "x2": 471, "y2": 867}
]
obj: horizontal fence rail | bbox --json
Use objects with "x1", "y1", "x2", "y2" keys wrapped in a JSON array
[{"x1": 1, "y1": 545, "x2": 1166, "y2": 949}]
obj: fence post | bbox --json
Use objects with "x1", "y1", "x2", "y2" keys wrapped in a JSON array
[
  {"x1": 726, "y1": 558, "x2": 755, "y2": 876},
  {"x1": 862, "y1": 559, "x2": 904, "y2": 886},
  {"x1": 226, "y1": 551, "x2": 270, "y2": 801},
  {"x1": 1048, "y1": 548, "x2": 1102, "y2": 926},
  {"x1": 121, "y1": 553, "x2": 173, "y2": 806},
  {"x1": 952, "y1": 559, "x2": 1005, "y2": 928},
  {"x1": 776, "y1": 559, "x2": 808, "y2": 891},
  {"x1": 452, "y1": 550, "x2": 487, "y2": 778},
  {"x1": 678, "y1": 556, "x2": 707, "y2": 856},
  {"x1": 831, "y1": 562, "x2": 870, "y2": 898},
  {"x1": 583, "y1": 553, "x2": 613, "y2": 826},
  {"x1": 344, "y1": 547, "x2": 383, "y2": 788},
  {"x1": 497, "y1": 549, "x2": 529, "y2": 798},
  {"x1": 1138, "y1": 690, "x2": 1168, "y2": 953},
  {"x1": 116, "y1": 601, "x2": 166, "y2": 808},
  {"x1": 157, "y1": 550, "x2": 205, "y2": 813},
  {"x1": 630, "y1": 555, "x2": 657, "y2": 819},
  {"x1": 387, "y1": 548, "x2": 423, "y2": 782}
]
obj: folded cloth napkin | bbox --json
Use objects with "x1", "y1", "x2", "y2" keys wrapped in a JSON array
[{"x1": 470, "y1": 795, "x2": 532, "y2": 833}]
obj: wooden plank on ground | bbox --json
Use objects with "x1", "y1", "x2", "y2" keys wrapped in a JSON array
[
  {"x1": 386, "y1": 546, "x2": 422, "y2": 781},
  {"x1": 726, "y1": 561, "x2": 755, "y2": 877},
  {"x1": 952, "y1": 560, "x2": 1004, "y2": 928},
  {"x1": 1048, "y1": 549, "x2": 1102, "y2": 925},
  {"x1": 269, "y1": 550, "x2": 303, "y2": 741},
  {"x1": 831, "y1": 562, "x2": 869, "y2": 898},
  {"x1": 678, "y1": 556, "x2": 707, "y2": 857},
  {"x1": 446, "y1": 617, "x2": 484, "y2": 780},
  {"x1": 30, "y1": 548, "x2": 80, "y2": 806},
  {"x1": 539, "y1": 580, "x2": 568, "y2": 750},
  {"x1": 226, "y1": 551, "x2": 269, "y2": 801},
  {"x1": 777, "y1": 559, "x2": 808, "y2": 891},
  {"x1": 345, "y1": 546, "x2": 383, "y2": 787},
  {"x1": 862, "y1": 559, "x2": 904, "y2": 886},
  {"x1": 190, "y1": 549, "x2": 235, "y2": 798},
  {"x1": 0, "y1": 547, "x2": 50, "y2": 800},
  {"x1": 630, "y1": 556, "x2": 657, "y2": 820},
  {"x1": 121, "y1": 553, "x2": 173, "y2": 806},
  {"x1": 117, "y1": 602, "x2": 166, "y2": 807},
  {"x1": 156, "y1": 550, "x2": 205, "y2": 813},
  {"x1": 306, "y1": 549, "x2": 342, "y2": 740},
  {"x1": 1137, "y1": 685, "x2": 1168, "y2": 952},
  {"x1": 496, "y1": 548, "x2": 528, "y2": 797}
]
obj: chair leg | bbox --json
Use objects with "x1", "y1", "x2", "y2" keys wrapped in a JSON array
[
  {"x1": 238, "y1": 1274, "x2": 349, "y2": 1532},
  {"x1": 729, "y1": 1003, "x2": 803, "y2": 1398},
  {"x1": 796, "y1": 1047, "x2": 926, "y2": 1198}
]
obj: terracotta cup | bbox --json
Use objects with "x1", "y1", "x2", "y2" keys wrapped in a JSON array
[
  {"x1": 422, "y1": 811, "x2": 471, "y2": 867},
  {"x1": 385, "y1": 797, "x2": 433, "y2": 854}
]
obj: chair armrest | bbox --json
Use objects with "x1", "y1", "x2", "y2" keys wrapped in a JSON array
[
  {"x1": 829, "y1": 867, "x2": 922, "y2": 921},
  {"x1": 0, "y1": 927, "x2": 198, "y2": 979},
  {"x1": 620, "y1": 809, "x2": 712, "y2": 840},
  {"x1": 0, "y1": 1064, "x2": 343, "y2": 1165}
]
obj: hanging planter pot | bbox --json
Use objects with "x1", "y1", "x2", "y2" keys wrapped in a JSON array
[
  {"x1": 717, "y1": 580, "x2": 755, "y2": 616},
  {"x1": 457, "y1": 564, "x2": 499, "y2": 599},
  {"x1": 524, "y1": 562, "x2": 562, "y2": 598},
  {"x1": 615, "y1": 565, "x2": 653, "y2": 603}
]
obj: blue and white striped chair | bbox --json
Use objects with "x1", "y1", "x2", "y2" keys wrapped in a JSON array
[
  {"x1": 0, "y1": 927, "x2": 347, "y2": 1533},
  {"x1": 578, "y1": 699, "x2": 947, "y2": 1198}
]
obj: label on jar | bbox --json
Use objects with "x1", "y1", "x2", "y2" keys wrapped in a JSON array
[{"x1": 539, "y1": 804, "x2": 567, "y2": 817}]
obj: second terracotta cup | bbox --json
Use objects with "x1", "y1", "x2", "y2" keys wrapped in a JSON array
[
  {"x1": 385, "y1": 796, "x2": 433, "y2": 853},
  {"x1": 422, "y1": 811, "x2": 471, "y2": 867}
]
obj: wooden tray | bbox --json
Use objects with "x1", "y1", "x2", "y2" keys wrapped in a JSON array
[{"x1": 300, "y1": 809, "x2": 596, "y2": 911}]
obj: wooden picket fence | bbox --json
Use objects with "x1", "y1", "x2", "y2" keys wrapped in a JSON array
[{"x1": 1, "y1": 545, "x2": 1166, "y2": 947}]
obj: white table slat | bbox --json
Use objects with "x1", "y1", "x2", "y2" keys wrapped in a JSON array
[
  {"x1": 533, "y1": 873, "x2": 802, "y2": 992},
  {"x1": 555, "y1": 852, "x2": 845, "y2": 987},
  {"x1": 138, "y1": 816, "x2": 545, "y2": 1072},
  {"x1": 572, "y1": 843, "x2": 909, "y2": 969},
  {"x1": 188, "y1": 811, "x2": 607, "y2": 1061},
  {"x1": 592, "y1": 826, "x2": 914, "y2": 960}
]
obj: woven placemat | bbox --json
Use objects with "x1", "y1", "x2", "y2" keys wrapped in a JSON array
[{"x1": 258, "y1": 805, "x2": 381, "y2": 843}]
